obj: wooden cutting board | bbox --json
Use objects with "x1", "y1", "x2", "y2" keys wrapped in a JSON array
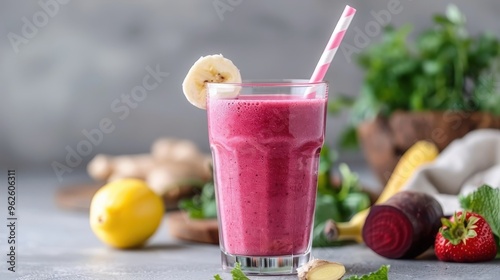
[
  {"x1": 55, "y1": 182, "x2": 195, "y2": 211},
  {"x1": 167, "y1": 211, "x2": 219, "y2": 245},
  {"x1": 55, "y1": 182, "x2": 103, "y2": 211}
]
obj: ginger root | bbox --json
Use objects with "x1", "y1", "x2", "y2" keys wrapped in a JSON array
[
  {"x1": 151, "y1": 138, "x2": 201, "y2": 163},
  {"x1": 297, "y1": 259, "x2": 345, "y2": 280},
  {"x1": 86, "y1": 154, "x2": 113, "y2": 181},
  {"x1": 146, "y1": 159, "x2": 210, "y2": 196},
  {"x1": 87, "y1": 154, "x2": 155, "y2": 181},
  {"x1": 87, "y1": 138, "x2": 212, "y2": 196}
]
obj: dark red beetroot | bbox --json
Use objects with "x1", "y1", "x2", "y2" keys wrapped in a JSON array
[{"x1": 362, "y1": 191, "x2": 443, "y2": 259}]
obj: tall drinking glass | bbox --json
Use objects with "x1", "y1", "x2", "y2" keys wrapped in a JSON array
[{"x1": 206, "y1": 80, "x2": 328, "y2": 275}]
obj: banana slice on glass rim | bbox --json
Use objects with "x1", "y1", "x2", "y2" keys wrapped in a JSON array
[{"x1": 182, "y1": 54, "x2": 242, "y2": 109}]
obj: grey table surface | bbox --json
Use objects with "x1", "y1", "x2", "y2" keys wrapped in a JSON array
[{"x1": 1, "y1": 170, "x2": 499, "y2": 280}]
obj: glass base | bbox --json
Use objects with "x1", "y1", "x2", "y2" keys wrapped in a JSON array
[{"x1": 221, "y1": 250, "x2": 311, "y2": 275}]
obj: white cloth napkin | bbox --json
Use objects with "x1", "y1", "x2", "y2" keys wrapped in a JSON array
[{"x1": 401, "y1": 129, "x2": 500, "y2": 215}]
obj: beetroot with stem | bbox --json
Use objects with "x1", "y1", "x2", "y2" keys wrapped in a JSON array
[{"x1": 362, "y1": 191, "x2": 443, "y2": 259}]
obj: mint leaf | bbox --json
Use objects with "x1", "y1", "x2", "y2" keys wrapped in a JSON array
[
  {"x1": 231, "y1": 263, "x2": 250, "y2": 280},
  {"x1": 212, "y1": 263, "x2": 250, "y2": 280},
  {"x1": 179, "y1": 182, "x2": 217, "y2": 219},
  {"x1": 460, "y1": 185, "x2": 500, "y2": 247},
  {"x1": 346, "y1": 265, "x2": 390, "y2": 280}
]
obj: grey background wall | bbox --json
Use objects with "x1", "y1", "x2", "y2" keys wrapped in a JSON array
[{"x1": 1, "y1": 0, "x2": 499, "y2": 177}]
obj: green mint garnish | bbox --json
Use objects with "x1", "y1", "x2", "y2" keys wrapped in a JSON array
[{"x1": 346, "y1": 264, "x2": 390, "y2": 280}]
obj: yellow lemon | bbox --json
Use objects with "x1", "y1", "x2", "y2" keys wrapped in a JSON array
[{"x1": 90, "y1": 178, "x2": 164, "y2": 249}]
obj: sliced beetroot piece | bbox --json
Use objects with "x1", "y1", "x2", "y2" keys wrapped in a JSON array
[{"x1": 362, "y1": 191, "x2": 443, "y2": 259}]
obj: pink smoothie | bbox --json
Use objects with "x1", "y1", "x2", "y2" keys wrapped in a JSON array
[{"x1": 207, "y1": 94, "x2": 327, "y2": 256}]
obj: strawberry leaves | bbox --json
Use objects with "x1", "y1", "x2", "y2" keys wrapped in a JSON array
[
  {"x1": 439, "y1": 212, "x2": 478, "y2": 245},
  {"x1": 460, "y1": 185, "x2": 500, "y2": 248}
]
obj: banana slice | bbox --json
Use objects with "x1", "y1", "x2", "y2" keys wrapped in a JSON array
[{"x1": 182, "y1": 54, "x2": 241, "y2": 109}]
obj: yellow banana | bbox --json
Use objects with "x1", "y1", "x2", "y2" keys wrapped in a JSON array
[{"x1": 182, "y1": 54, "x2": 241, "y2": 109}]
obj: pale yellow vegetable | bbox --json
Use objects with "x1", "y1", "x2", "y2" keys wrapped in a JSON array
[{"x1": 325, "y1": 141, "x2": 439, "y2": 243}]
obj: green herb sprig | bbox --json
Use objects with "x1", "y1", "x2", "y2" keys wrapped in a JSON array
[
  {"x1": 460, "y1": 184, "x2": 500, "y2": 250},
  {"x1": 179, "y1": 182, "x2": 217, "y2": 219},
  {"x1": 333, "y1": 5, "x2": 500, "y2": 148},
  {"x1": 313, "y1": 146, "x2": 371, "y2": 247},
  {"x1": 346, "y1": 265, "x2": 390, "y2": 280},
  {"x1": 213, "y1": 263, "x2": 249, "y2": 280}
]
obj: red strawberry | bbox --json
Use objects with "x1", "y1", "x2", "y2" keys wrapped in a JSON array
[{"x1": 434, "y1": 211, "x2": 497, "y2": 262}]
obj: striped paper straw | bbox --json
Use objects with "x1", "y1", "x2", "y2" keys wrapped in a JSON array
[{"x1": 309, "y1": 5, "x2": 356, "y2": 85}]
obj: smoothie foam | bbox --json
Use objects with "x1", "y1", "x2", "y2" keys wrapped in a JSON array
[{"x1": 207, "y1": 95, "x2": 327, "y2": 256}]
